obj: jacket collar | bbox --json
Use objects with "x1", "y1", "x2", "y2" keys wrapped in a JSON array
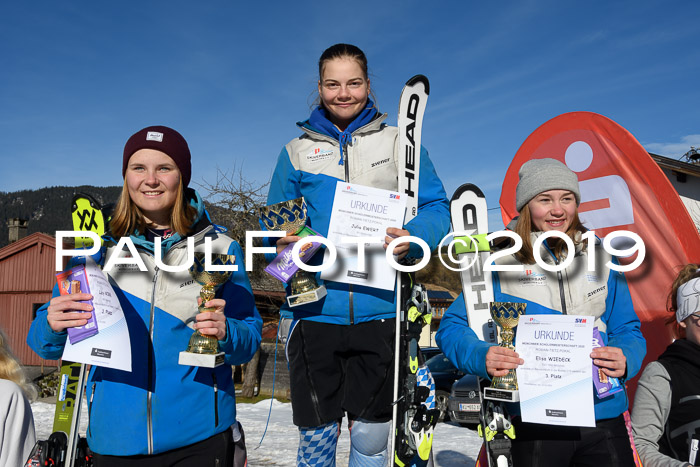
[{"x1": 297, "y1": 112, "x2": 388, "y2": 141}]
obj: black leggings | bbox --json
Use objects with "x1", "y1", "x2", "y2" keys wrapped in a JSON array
[
  {"x1": 510, "y1": 414, "x2": 636, "y2": 467},
  {"x1": 92, "y1": 428, "x2": 233, "y2": 467}
]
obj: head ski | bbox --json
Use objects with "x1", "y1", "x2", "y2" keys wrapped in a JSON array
[
  {"x1": 391, "y1": 75, "x2": 440, "y2": 466},
  {"x1": 450, "y1": 184, "x2": 513, "y2": 467}
]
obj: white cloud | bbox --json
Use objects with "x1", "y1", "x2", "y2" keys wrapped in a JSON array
[{"x1": 644, "y1": 134, "x2": 700, "y2": 159}]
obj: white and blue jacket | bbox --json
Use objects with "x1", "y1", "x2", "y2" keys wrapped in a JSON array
[
  {"x1": 266, "y1": 111, "x2": 450, "y2": 324},
  {"x1": 28, "y1": 190, "x2": 263, "y2": 456},
  {"x1": 436, "y1": 230, "x2": 646, "y2": 422}
]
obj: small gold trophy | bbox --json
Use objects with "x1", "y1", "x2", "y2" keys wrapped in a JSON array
[
  {"x1": 259, "y1": 197, "x2": 327, "y2": 307},
  {"x1": 178, "y1": 253, "x2": 235, "y2": 368},
  {"x1": 483, "y1": 302, "x2": 526, "y2": 402}
]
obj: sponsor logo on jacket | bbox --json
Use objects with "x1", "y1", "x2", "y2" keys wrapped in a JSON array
[
  {"x1": 519, "y1": 269, "x2": 546, "y2": 287},
  {"x1": 305, "y1": 148, "x2": 334, "y2": 163},
  {"x1": 586, "y1": 273, "x2": 601, "y2": 283},
  {"x1": 371, "y1": 157, "x2": 390, "y2": 168},
  {"x1": 587, "y1": 285, "x2": 606, "y2": 298}
]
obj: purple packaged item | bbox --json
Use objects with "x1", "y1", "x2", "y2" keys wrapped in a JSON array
[
  {"x1": 56, "y1": 264, "x2": 98, "y2": 344},
  {"x1": 592, "y1": 327, "x2": 622, "y2": 398},
  {"x1": 265, "y1": 226, "x2": 323, "y2": 283}
]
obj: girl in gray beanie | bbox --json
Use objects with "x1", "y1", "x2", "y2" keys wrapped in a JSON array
[
  {"x1": 513, "y1": 158, "x2": 584, "y2": 264},
  {"x1": 437, "y1": 157, "x2": 645, "y2": 467}
]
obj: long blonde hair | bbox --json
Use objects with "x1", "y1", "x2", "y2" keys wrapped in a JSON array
[
  {"x1": 109, "y1": 177, "x2": 197, "y2": 238},
  {"x1": 667, "y1": 263, "x2": 700, "y2": 339},
  {"x1": 0, "y1": 329, "x2": 38, "y2": 401},
  {"x1": 513, "y1": 203, "x2": 587, "y2": 265}
]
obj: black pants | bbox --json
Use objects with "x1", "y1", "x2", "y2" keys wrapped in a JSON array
[
  {"x1": 287, "y1": 319, "x2": 396, "y2": 427},
  {"x1": 510, "y1": 414, "x2": 636, "y2": 467},
  {"x1": 92, "y1": 428, "x2": 233, "y2": 467}
]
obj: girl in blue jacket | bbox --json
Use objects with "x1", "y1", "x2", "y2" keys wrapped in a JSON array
[
  {"x1": 28, "y1": 126, "x2": 262, "y2": 465},
  {"x1": 437, "y1": 158, "x2": 645, "y2": 466},
  {"x1": 267, "y1": 44, "x2": 450, "y2": 466}
]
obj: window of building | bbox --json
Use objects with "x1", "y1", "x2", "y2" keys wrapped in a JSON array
[{"x1": 32, "y1": 303, "x2": 43, "y2": 320}]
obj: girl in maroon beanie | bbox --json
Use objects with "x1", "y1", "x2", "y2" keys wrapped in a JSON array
[{"x1": 29, "y1": 125, "x2": 262, "y2": 466}]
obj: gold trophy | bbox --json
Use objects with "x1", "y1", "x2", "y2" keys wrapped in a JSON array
[
  {"x1": 178, "y1": 253, "x2": 235, "y2": 368},
  {"x1": 259, "y1": 197, "x2": 327, "y2": 307},
  {"x1": 483, "y1": 302, "x2": 526, "y2": 402}
]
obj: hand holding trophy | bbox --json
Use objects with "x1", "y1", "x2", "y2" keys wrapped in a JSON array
[
  {"x1": 483, "y1": 302, "x2": 526, "y2": 402},
  {"x1": 259, "y1": 197, "x2": 327, "y2": 307},
  {"x1": 178, "y1": 253, "x2": 235, "y2": 368}
]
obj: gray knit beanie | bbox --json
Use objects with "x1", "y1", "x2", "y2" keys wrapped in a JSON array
[{"x1": 515, "y1": 158, "x2": 581, "y2": 211}]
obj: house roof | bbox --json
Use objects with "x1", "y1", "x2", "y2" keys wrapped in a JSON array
[
  {"x1": 0, "y1": 232, "x2": 56, "y2": 262},
  {"x1": 428, "y1": 290, "x2": 456, "y2": 301},
  {"x1": 650, "y1": 152, "x2": 700, "y2": 178}
]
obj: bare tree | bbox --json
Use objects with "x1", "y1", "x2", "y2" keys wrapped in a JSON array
[
  {"x1": 197, "y1": 166, "x2": 268, "y2": 240},
  {"x1": 240, "y1": 350, "x2": 260, "y2": 398},
  {"x1": 197, "y1": 166, "x2": 270, "y2": 283},
  {"x1": 196, "y1": 166, "x2": 270, "y2": 398}
]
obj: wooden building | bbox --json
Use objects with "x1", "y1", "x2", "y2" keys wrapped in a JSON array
[
  {"x1": 419, "y1": 286, "x2": 457, "y2": 347},
  {"x1": 650, "y1": 152, "x2": 700, "y2": 230},
  {"x1": 0, "y1": 232, "x2": 58, "y2": 366},
  {"x1": 429, "y1": 289, "x2": 457, "y2": 321}
]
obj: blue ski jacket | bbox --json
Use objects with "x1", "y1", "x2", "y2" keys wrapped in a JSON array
[
  {"x1": 265, "y1": 109, "x2": 450, "y2": 324},
  {"x1": 436, "y1": 231, "x2": 646, "y2": 422},
  {"x1": 28, "y1": 190, "x2": 262, "y2": 456}
]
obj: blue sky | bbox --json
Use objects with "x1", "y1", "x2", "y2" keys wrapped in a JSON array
[{"x1": 2, "y1": 1, "x2": 699, "y2": 229}]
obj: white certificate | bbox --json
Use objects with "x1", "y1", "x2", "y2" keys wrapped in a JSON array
[
  {"x1": 515, "y1": 314, "x2": 594, "y2": 427},
  {"x1": 62, "y1": 257, "x2": 132, "y2": 371},
  {"x1": 320, "y1": 182, "x2": 406, "y2": 290}
]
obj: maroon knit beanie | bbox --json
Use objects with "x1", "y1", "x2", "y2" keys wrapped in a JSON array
[{"x1": 122, "y1": 125, "x2": 192, "y2": 187}]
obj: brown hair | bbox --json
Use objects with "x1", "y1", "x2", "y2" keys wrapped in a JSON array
[
  {"x1": 513, "y1": 204, "x2": 587, "y2": 264},
  {"x1": 109, "y1": 177, "x2": 197, "y2": 239},
  {"x1": 667, "y1": 263, "x2": 700, "y2": 339},
  {"x1": 319, "y1": 43, "x2": 368, "y2": 81}
]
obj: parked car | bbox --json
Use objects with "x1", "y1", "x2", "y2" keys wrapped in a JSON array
[
  {"x1": 419, "y1": 346, "x2": 442, "y2": 362},
  {"x1": 448, "y1": 374, "x2": 482, "y2": 426},
  {"x1": 425, "y1": 352, "x2": 465, "y2": 422}
]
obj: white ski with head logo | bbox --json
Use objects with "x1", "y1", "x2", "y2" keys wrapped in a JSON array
[
  {"x1": 392, "y1": 74, "x2": 431, "y2": 465},
  {"x1": 450, "y1": 184, "x2": 497, "y2": 343}
]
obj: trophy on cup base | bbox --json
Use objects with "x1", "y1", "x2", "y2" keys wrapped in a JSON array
[
  {"x1": 259, "y1": 197, "x2": 327, "y2": 307},
  {"x1": 483, "y1": 301, "x2": 526, "y2": 402},
  {"x1": 178, "y1": 253, "x2": 235, "y2": 368}
]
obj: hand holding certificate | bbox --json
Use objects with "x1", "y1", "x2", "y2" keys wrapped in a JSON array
[
  {"x1": 60, "y1": 257, "x2": 132, "y2": 371},
  {"x1": 515, "y1": 314, "x2": 594, "y2": 427},
  {"x1": 321, "y1": 182, "x2": 407, "y2": 290}
]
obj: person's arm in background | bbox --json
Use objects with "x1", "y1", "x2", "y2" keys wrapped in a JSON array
[{"x1": 631, "y1": 362, "x2": 692, "y2": 467}]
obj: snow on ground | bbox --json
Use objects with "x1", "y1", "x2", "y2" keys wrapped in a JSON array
[{"x1": 31, "y1": 398, "x2": 480, "y2": 466}]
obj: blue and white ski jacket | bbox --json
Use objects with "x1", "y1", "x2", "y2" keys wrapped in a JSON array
[
  {"x1": 266, "y1": 112, "x2": 450, "y2": 324},
  {"x1": 436, "y1": 231, "x2": 646, "y2": 422},
  {"x1": 28, "y1": 190, "x2": 262, "y2": 456}
]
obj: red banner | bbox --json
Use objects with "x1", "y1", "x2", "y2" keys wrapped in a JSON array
[{"x1": 500, "y1": 111, "x2": 700, "y2": 396}]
